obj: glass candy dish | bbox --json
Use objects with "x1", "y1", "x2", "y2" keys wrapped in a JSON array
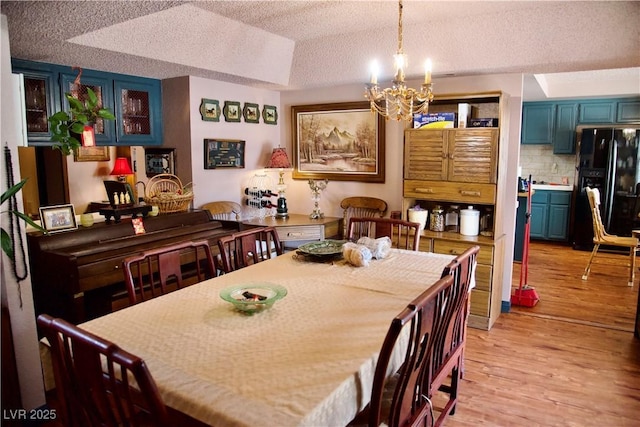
[{"x1": 220, "y1": 284, "x2": 287, "y2": 314}]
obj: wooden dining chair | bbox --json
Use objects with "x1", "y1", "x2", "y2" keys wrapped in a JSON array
[
  {"x1": 37, "y1": 313, "x2": 170, "y2": 427},
  {"x1": 217, "y1": 226, "x2": 283, "y2": 273},
  {"x1": 582, "y1": 187, "x2": 638, "y2": 287},
  {"x1": 366, "y1": 273, "x2": 459, "y2": 427},
  {"x1": 348, "y1": 217, "x2": 421, "y2": 251},
  {"x1": 200, "y1": 201, "x2": 242, "y2": 221},
  {"x1": 429, "y1": 245, "x2": 479, "y2": 425},
  {"x1": 123, "y1": 240, "x2": 217, "y2": 305},
  {"x1": 340, "y1": 196, "x2": 388, "y2": 238}
]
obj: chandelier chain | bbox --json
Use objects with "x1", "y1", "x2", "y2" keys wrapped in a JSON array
[{"x1": 397, "y1": 0, "x2": 403, "y2": 54}]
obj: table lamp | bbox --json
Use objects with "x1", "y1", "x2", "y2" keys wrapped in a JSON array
[
  {"x1": 266, "y1": 147, "x2": 292, "y2": 218},
  {"x1": 110, "y1": 157, "x2": 133, "y2": 182}
]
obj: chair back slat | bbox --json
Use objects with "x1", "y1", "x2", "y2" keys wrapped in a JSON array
[
  {"x1": 37, "y1": 314, "x2": 169, "y2": 427},
  {"x1": 348, "y1": 217, "x2": 421, "y2": 251},
  {"x1": 123, "y1": 240, "x2": 216, "y2": 305},
  {"x1": 217, "y1": 226, "x2": 283, "y2": 273}
]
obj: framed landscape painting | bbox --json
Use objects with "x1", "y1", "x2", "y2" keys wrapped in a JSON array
[{"x1": 292, "y1": 101, "x2": 385, "y2": 182}]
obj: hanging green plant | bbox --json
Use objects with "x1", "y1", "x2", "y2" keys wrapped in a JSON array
[
  {"x1": 48, "y1": 87, "x2": 116, "y2": 156},
  {"x1": 1, "y1": 178, "x2": 46, "y2": 261}
]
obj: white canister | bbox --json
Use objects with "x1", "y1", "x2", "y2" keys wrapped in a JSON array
[
  {"x1": 460, "y1": 205, "x2": 480, "y2": 236},
  {"x1": 408, "y1": 208, "x2": 428, "y2": 232}
]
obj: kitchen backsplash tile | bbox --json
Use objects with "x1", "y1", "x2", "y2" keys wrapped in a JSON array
[{"x1": 520, "y1": 145, "x2": 576, "y2": 185}]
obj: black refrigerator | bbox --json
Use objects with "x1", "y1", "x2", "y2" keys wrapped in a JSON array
[{"x1": 573, "y1": 127, "x2": 640, "y2": 249}]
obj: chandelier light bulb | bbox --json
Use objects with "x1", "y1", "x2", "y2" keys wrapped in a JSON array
[
  {"x1": 424, "y1": 58, "x2": 432, "y2": 84},
  {"x1": 370, "y1": 60, "x2": 379, "y2": 85}
]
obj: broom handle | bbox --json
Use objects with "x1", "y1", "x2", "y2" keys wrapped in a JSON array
[{"x1": 523, "y1": 175, "x2": 532, "y2": 286}]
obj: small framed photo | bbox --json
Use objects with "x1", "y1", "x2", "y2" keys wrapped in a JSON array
[
  {"x1": 74, "y1": 146, "x2": 110, "y2": 162},
  {"x1": 39, "y1": 204, "x2": 77, "y2": 233},
  {"x1": 199, "y1": 98, "x2": 220, "y2": 122},
  {"x1": 262, "y1": 105, "x2": 278, "y2": 125},
  {"x1": 223, "y1": 101, "x2": 241, "y2": 122},
  {"x1": 204, "y1": 139, "x2": 245, "y2": 169},
  {"x1": 243, "y1": 102, "x2": 260, "y2": 123}
]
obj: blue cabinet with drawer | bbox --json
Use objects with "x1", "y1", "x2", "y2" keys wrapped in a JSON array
[{"x1": 529, "y1": 190, "x2": 571, "y2": 241}]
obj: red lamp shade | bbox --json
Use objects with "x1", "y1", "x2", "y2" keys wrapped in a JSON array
[
  {"x1": 266, "y1": 147, "x2": 291, "y2": 169},
  {"x1": 110, "y1": 157, "x2": 133, "y2": 177}
]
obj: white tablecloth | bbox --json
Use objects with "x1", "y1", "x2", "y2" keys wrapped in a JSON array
[{"x1": 76, "y1": 249, "x2": 455, "y2": 427}]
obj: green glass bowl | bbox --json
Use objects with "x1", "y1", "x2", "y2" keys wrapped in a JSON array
[
  {"x1": 220, "y1": 284, "x2": 287, "y2": 314},
  {"x1": 297, "y1": 240, "x2": 347, "y2": 257}
]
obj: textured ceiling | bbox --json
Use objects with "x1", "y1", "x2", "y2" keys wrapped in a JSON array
[{"x1": 2, "y1": 0, "x2": 639, "y2": 98}]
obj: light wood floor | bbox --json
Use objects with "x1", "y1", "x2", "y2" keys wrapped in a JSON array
[{"x1": 445, "y1": 240, "x2": 640, "y2": 427}]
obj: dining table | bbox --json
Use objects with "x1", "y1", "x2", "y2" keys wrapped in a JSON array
[{"x1": 52, "y1": 248, "x2": 456, "y2": 426}]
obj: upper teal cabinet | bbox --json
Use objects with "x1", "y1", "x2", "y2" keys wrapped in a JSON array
[
  {"x1": 577, "y1": 98, "x2": 640, "y2": 124},
  {"x1": 11, "y1": 59, "x2": 163, "y2": 147},
  {"x1": 552, "y1": 103, "x2": 578, "y2": 154},
  {"x1": 521, "y1": 102, "x2": 554, "y2": 145},
  {"x1": 577, "y1": 100, "x2": 615, "y2": 124},
  {"x1": 11, "y1": 60, "x2": 60, "y2": 144},
  {"x1": 60, "y1": 70, "x2": 115, "y2": 144},
  {"x1": 114, "y1": 77, "x2": 162, "y2": 145},
  {"x1": 617, "y1": 100, "x2": 640, "y2": 123},
  {"x1": 521, "y1": 102, "x2": 577, "y2": 153}
]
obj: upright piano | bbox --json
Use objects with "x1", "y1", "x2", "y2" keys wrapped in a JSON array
[{"x1": 27, "y1": 210, "x2": 241, "y2": 323}]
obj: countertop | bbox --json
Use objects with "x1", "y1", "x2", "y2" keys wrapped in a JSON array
[{"x1": 531, "y1": 184, "x2": 573, "y2": 192}]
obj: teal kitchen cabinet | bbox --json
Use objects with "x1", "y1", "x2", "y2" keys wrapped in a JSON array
[
  {"x1": 521, "y1": 103, "x2": 554, "y2": 145},
  {"x1": 60, "y1": 70, "x2": 115, "y2": 144},
  {"x1": 617, "y1": 100, "x2": 640, "y2": 123},
  {"x1": 552, "y1": 103, "x2": 578, "y2": 154},
  {"x1": 11, "y1": 59, "x2": 61, "y2": 144},
  {"x1": 114, "y1": 77, "x2": 162, "y2": 146},
  {"x1": 529, "y1": 190, "x2": 571, "y2": 241},
  {"x1": 529, "y1": 196, "x2": 548, "y2": 239},
  {"x1": 521, "y1": 102, "x2": 578, "y2": 153},
  {"x1": 12, "y1": 59, "x2": 163, "y2": 147},
  {"x1": 578, "y1": 100, "x2": 616, "y2": 124}
]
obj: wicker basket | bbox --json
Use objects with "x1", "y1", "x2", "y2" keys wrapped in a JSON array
[{"x1": 144, "y1": 174, "x2": 194, "y2": 214}]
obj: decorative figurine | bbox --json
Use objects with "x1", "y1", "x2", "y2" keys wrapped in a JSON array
[{"x1": 308, "y1": 179, "x2": 328, "y2": 219}]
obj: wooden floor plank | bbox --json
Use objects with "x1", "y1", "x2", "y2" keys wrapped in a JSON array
[{"x1": 446, "y1": 241, "x2": 640, "y2": 426}]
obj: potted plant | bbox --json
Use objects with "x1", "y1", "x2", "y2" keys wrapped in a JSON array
[
  {"x1": 1, "y1": 178, "x2": 45, "y2": 261},
  {"x1": 48, "y1": 88, "x2": 116, "y2": 156}
]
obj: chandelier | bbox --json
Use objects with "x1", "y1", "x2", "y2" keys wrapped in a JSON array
[{"x1": 365, "y1": 0, "x2": 433, "y2": 121}]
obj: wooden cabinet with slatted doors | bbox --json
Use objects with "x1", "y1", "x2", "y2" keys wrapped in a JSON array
[
  {"x1": 404, "y1": 128, "x2": 498, "y2": 183},
  {"x1": 402, "y1": 91, "x2": 508, "y2": 330}
]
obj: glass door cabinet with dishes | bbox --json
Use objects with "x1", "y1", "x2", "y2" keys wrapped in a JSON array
[{"x1": 12, "y1": 59, "x2": 162, "y2": 147}]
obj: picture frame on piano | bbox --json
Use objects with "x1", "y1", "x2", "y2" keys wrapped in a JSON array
[{"x1": 39, "y1": 204, "x2": 78, "y2": 233}]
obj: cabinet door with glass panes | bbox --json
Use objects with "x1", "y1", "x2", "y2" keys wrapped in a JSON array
[
  {"x1": 114, "y1": 78, "x2": 162, "y2": 145},
  {"x1": 14, "y1": 65, "x2": 60, "y2": 143},
  {"x1": 59, "y1": 71, "x2": 115, "y2": 144}
]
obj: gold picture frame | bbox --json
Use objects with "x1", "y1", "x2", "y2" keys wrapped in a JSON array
[
  {"x1": 74, "y1": 146, "x2": 110, "y2": 162},
  {"x1": 292, "y1": 101, "x2": 385, "y2": 182}
]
